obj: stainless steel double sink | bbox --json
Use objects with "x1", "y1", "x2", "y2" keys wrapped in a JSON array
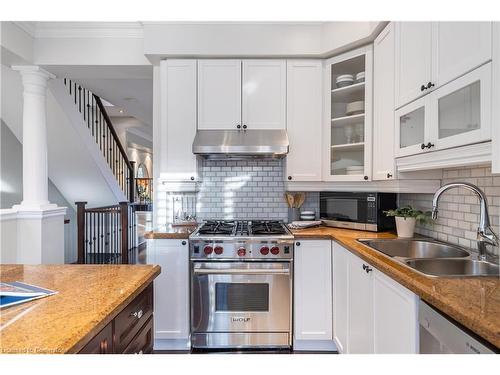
[{"x1": 358, "y1": 238, "x2": 499, "y2": 277}]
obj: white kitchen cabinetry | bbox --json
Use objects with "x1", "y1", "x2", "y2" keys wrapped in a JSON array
[
  {"x1": 395, "y1": 22, "x2": 432, "y2": 108},
  {"x1": 373, "y1": 22, "x2": 396, "y2": 180},
  {"x1": 332, "y1": 242, "x2": 419, "y2": 354},
  {"x1": 242, "y1": 60, "x2": 286, "y2": 129},
  {"x1": 373, "y1": 269, "x2": 419, "y2": 354},
  {"x1": 395, "y1": 63, "x2": 492, "y2": 159},
  {"x1": 323, "y1": 45, "x2": 373, "y2": 182},
  {"x1": 294, "y1": 240, "x2": 334, "y2": 349},
  {"x1": 396, "y1": 22, "x2": 492, "y2": 108},
  {"x1": 197, "y1": 59, "x2": 286, "y2": 130},
  {"x1": 159, "y1": 60, "x2": 198, "y2": 182},
  {"x1": 332, "y1": 241, "x2": 350, "y2": 353},
  {"x1": 286, "y1": 60, "x2": 323, "y2": 182},
  {"x1": 347, "y1": 252, "x2": 374, "y2": 354},
  {"x1": 492, "y1": 22, "x2": 500, "y2": 174},
  {"x1": 197, "y1": 60, "x2": 242, "y2": 130},
  {"x1": 148, "y1": 239, "x2": 190, "y2": 350},
  {"x1": 433, "y1": 22, "x2": 492, "y2": 89}
]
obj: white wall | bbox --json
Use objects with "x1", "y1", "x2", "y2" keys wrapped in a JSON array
[{"x1": 0, "y1": 22, "x2": 34, "y2": 65}]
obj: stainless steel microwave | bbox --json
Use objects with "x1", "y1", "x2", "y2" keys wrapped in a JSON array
[{"x1": 319, "y1": 192, "x2": 397, "y2": 232}]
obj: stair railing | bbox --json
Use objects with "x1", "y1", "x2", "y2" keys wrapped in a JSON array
[
  {"x1": 63, "y1": 79, "x2": 135, "y2": 202},
  {"x1": 76, "y1": 201, "x2": 137, "y2": 264}
]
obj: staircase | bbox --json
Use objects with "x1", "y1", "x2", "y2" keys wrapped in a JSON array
[
  {"x1": 62, "y1": 79, "x2": 135, "y2": 202},
  {"x1": 57, "y1": 79, "x2": 138, "y2": 263}
]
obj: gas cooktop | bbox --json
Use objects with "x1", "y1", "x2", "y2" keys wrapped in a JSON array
[
  {"x1": 189, "y1": 220, "x2": 294, "y2": 260},
  {"x1": 193, "y1": 220, "x2": 290, "y2": 237}
]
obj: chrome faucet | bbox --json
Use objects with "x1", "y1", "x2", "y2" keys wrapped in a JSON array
[{"x1": 432, "y1": 182, "x2": 499, "y2": 261}]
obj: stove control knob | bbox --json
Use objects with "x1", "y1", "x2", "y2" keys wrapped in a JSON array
[
  {"x1": 204, "y1": 246, "x2": 213, "y2": 255},
  {"x1": 260, "y1": 246, "x2": 269, "y2": 255},
  {"x1": 214, "y1": 246, "x2": 224, "y2": 255},
  {"x1": 237, "y1": 248, "x2": 246, "y2": 257},
  {"x1": 270, "y1": 246, "x2": 280, "y2": 255}
]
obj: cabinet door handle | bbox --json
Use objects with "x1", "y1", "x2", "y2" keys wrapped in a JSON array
[
  {"x1": 287, "y1": 176, "x2": 292, "y2": 181},
  {"x1": 421, "y1": 143, "x2": 426, "y2": 150},
  {"x1": 190, "y1": 176, "x2": 195, "y2": 181},
  {"x1": 420, "y1": 84, "x2": 427, "y2": 92},
  {"x1": 387, "y1": 172, "x2": 393, "y2": 179},
  {"x1": 427, "y1": 82, "x2": 435, "y2": 89},
  {"x1": 364, "y1": 175, "x2": 369, "y2": 181},
  {"x1": 426, "y1": 142, "x2": 435, "y2": 149},
  {"x1": 296, "y1": 242, "x2": 301, "y2": 246},
  {"x1": 242, "y1": 124, "x2": 248, "y2": 130},
  {"x1": 130, "y1": 309, "x2": 144, "y2": 319},
  {"x1": 182, "y1": 240, "x2": 187, "y2": 246},
  {"x1": 237, "y1": 124, "x2": 241, "y2": 129}
]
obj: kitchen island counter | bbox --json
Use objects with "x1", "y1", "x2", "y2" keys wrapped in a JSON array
[{"x1": 0, "y1": 264, "x2": 160, "y2": 354}]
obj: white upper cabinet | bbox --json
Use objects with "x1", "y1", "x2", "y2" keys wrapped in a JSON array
[
  {"x1": 395, "y1": 22, "x2": 433, "y2": 108},
  {"x1": 198, "y1": 60, "x2": 242, "y2": 130},
  {"x1": 433, "y1": 22, "x2": 492, "y2": 88},
  {"x1": 159, "y1": 60, "x2": 198, "y2": 181},
  {"x1": 286, "y1": 60, "x2": 323, "y2": 182},
  {"x1": 323, "y1": 45, "x2": 373, "y2": 182},
  {"x1": 373, "y1": 269, "x2": 418, "y2": 354},
  {"x1": 395, "y1": 63, "x2": 492, "y2": 158},
  {"x1": 492, "y1": 22, "x2": 500, "y2": 174},
  {"x1": 242, "y1": 60, "x2": 286, "y2": 129},
  {"x1": 373, "y1": 22, "x2": 396, "y2": 180},
  {"x1": 294, "y1": 240, "x2": 333, "y2": 342},
  {"x1": 396, "y1": 22, "x2": 492, "y2": 109}
]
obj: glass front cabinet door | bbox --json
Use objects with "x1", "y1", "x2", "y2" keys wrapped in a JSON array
[
  {"x1": 395, "y1": 63, "x2": 492, "y2": 159},
  {"x1": 323, "y1": 45, "x2": 373, "y2": 181}
]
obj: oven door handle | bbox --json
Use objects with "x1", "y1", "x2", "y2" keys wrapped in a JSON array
[{"x1": 193, "y1": 268, "x2": 290, "y2": 275}]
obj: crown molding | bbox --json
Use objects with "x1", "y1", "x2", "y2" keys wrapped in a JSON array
[{"x1": 32, "y1": 22, "x2": 144, "y2": 39}]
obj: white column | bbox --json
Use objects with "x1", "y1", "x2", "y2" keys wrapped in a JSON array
[
  {"x1": 9, "y1": 66, "x2": 67, "y2": 264},
  {"x1": 12, "y1": 65, "x2": 56, "y2": 210}
]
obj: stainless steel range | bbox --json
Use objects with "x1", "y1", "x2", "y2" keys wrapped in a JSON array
[{"x1": 189, "y1": 220, "x2": 294, "y2": 350}]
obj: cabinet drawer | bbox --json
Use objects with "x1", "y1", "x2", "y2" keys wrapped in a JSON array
[
  {"x1": 114, "y1": 283, "x2": 153, "y2": 353},
  {"x1": 79, "y1": 322, "x2": 113, "y2": 354},
  {"x1": 123, "y1": 316, "x2": 154, "y2": 354}
]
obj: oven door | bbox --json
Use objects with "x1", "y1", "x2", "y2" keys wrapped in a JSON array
[{"x1": 191, "y1": 261, "x2": 291, "y2": 346}]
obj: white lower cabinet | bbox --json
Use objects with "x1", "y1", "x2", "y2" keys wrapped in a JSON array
[
  {"x1": 294, "y1": 240, "x2": 334, "y2": 350},
  {"x1": 373, "y1": 269, "x2": 419, "y2": 353},
  {"x1": 332, "y1": 241, "x2": 419, "y2": 354},
  {"x1": 347, "y1": 253, "x2": 374, "y2": 353},
  {"x1": 147, "y1": 239, "x2": 190, "y2": 350}
]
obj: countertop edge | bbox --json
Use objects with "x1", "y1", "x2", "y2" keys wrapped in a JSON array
[{"x1": 66, "y1": 265, "x2": 161, "y2": 354}]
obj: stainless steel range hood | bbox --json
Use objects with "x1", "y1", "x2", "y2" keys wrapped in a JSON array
[{"x1": 192, "y1": 129, "x2": 289, "y2": 159}]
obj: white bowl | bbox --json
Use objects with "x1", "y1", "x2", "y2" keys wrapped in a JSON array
[
  {"x1": 355, "y1": 71, "x2": 365, "y2": 83},
  {"x1": 300, "y1": 211, "x2": 315, "y2": 216},
  {"x1": 300, "y1": 215, "x2": 316, "y2": 221},
  {"x1": 335, "y1": 74, "x2": 354, "y2": 88},
  {"x1": 346, "y1": 101, "x2": 365, "y2": 116}
]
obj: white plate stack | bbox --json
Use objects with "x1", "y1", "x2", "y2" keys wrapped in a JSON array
[
  {"x1": 346, "y1": 166, "x2": 364, "y2": 175},
  {"x1": 335, "y1": 74, "x2": 354, "y2": 88}
]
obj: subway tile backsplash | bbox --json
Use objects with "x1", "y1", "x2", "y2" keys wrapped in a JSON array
[
  {"x1": 196, "y1": 159, "x2": 289, "y2": 221},
  {"x1": 399, "y1": 165, "x2": 500, "y2": 256}
]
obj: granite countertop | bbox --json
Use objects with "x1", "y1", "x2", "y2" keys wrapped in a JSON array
[
  {"x1": 0, "y1": 264, "x2": 160, "y2": 354},
  {"x1": 144, "y1": 224, "x2": 198, "y2": 239},
  {"x1": 291, "y1": 226, "x2": 500, "y2": 349}
]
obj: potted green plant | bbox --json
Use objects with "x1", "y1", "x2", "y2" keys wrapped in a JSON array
[{"x1": 384, "y1": 206, "x2": 432, "y2": 238}]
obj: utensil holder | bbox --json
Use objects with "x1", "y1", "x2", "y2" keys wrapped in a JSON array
[{"x1": 288, "y1": 208, "x2": 300, "y2": 222}]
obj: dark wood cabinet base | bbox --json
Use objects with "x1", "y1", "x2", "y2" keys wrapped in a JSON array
[{"x1": 79, "y1": 283, "x2": 153, "y2": 354}]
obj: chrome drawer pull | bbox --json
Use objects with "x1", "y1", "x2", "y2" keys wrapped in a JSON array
[{"x1": 130, "y1": 309, "x2": 143, "y2": 319}]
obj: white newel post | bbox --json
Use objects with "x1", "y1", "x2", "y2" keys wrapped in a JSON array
[{"x1": 10, "y1": 66, "x2": 67, "y2": 264}]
